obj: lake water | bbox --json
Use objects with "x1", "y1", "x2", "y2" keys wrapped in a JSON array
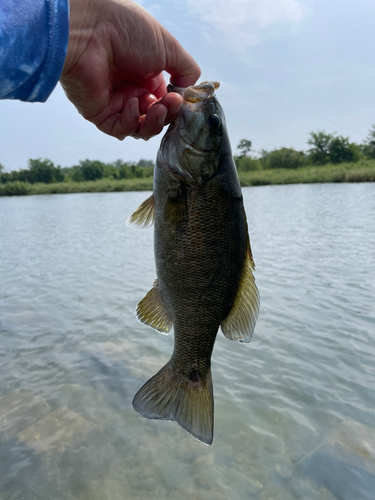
[{"x1": 0, "y1": 183, "x2": 374, "y2": 500}]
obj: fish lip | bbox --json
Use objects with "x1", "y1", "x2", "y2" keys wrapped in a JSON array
[
  {"x1": 167, "y1": 83, "x2": 186, "y2": 96},
  {"x1": 184, "y1": 81, "x2": 220, "y2": 103}
]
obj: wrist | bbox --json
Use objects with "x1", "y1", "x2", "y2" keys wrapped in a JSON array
[{"x1": 62, "y1": 0, "x2": 99, "y2": 77}]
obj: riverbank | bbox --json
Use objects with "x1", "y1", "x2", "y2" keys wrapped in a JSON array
[
  {"x1": 1, "y1": 159, "x2": 374, "y2": 196},
  {"x1": 239, "y1": 159, "x2": 375, "y2": 186}
]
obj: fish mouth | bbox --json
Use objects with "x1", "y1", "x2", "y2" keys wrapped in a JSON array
[
  {"x1": 168, "y1": 81, "x2": 220, "y2": 103},
  {"x1": 184, "y1": 81, "x2": 220, "y2": 103}
]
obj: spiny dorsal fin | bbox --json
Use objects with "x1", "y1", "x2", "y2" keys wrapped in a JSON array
[
  {"x1": 221, "y1": 235, "x2": 260, "y2": 343},
  {"x1": 136, "y1": 280, "x2": 172, "y2": 334},
  {"x1": 126, "y1": 194, "x2": 155, "y2": 229}
]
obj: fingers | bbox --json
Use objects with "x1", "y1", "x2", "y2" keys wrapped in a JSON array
[
  {"x1": 96, "y1": 91, "x2": 183, "y2": 140},
  {"x1": 132, "y1": 103, "x2": 168, "y2": 140},
  {"x1": 96, "y1": 96, "x2": 140, "y2": 139},
  {"x1": 138, "y1": 93, "x2": 158, "y2": 114},
  {"x1": 132, "y1": 92, "x2": 183, "y2": 140},
  {"x1": 158, "y1": 92, "x2": 183, "y2": 124}
]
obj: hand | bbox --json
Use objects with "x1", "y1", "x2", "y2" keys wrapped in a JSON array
[{"x1": 60, "y1": 0, "x2": 201, "y2": 140}]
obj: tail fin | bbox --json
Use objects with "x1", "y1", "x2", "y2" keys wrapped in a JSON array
[{"x1": 132, "y1": 362, "x2": 214, "y2": 445}]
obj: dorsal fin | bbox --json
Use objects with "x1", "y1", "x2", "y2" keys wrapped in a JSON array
[
  {"x1": 126, "y1": 194, "x2": 155, "y2": 229},
  {"x1": 221, "y1": 225, "x2": 260, "y2": 343},
  {"x1": 136, "y1": 280, "x2": 172, "y2": 334}
]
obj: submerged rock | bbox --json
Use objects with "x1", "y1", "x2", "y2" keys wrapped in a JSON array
[{"x1": 296, "y1": 419, "x2": 375, "y2": 500}]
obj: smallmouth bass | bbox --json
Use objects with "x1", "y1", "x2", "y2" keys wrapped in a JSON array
[{"x1": 128, "y1": 81, "x2": 259, "y2": 445}]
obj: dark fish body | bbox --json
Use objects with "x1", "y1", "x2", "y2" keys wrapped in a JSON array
[{"x1": 128, "y1": 82, "x2": 259, "y2": 445}]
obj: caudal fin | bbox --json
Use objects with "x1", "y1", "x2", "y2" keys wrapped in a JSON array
[{"x1": 132, "y1": 362, "x2": 214, "y2": 445}]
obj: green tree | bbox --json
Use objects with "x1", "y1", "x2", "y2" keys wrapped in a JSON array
[
  {"x1": 237, "y1": 139, "x2": 252, "y2": 158},
  {"x1": 27, "y1": 158, "x2": 64, "y2": 183},
  {"x1": 307, "y1": 131, "x2": 333, "y2": 165},
  {"x1": 131, "y1": 165, "x2": 145, "y2": 178},
  {"x1": 118, "y1": 163, "x2": 133, "y2": 179},
  {"x1": 103, "y1": 163, "x2": 119, "y2": 179},
  {"x1": 79, "y1": 159, "x2": 105, "y2": 181},
  {"x1": 113, "y1": 159, "x2": 124, "y2": 169},
  {"x1": 264, "y1": 148, "x2": 307, "y2": 169},
  {"x1": 137, "y1": 159, "x2": 154, "y2": 168},
  {"x1": 0, "y1": 163, "x2": 6, "y2": 183},
  {"x1": 235, "y1": 156, "x2": 262, "y2": 172},
  {"x1": 69, "y1": 165, "x2": 84, "y2": 182},
  {"x1": 328, "y1": 136, "x2": 361, "y2": 164},
  {"x1": 363, "y1": 124, "x2": 375, "y2": 159}
]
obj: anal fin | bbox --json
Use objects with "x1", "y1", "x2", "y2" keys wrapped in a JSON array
[
  {"x1": 126, "y1": 194, "x2": 155, "y2": 229},
  {"x1": 136, "y1": 280, "x2": 172, "y2": 334}
]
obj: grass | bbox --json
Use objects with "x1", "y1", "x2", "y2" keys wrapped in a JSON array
[
  {"x1": 1, "y1": 160, "x2": 374, "y2": 197},
  {"x1": 0, "y1": 178, "x2": 154, "y2": 197},
  {"x1": 238, "y1": 159, "x2": 375, "y2": 186}
]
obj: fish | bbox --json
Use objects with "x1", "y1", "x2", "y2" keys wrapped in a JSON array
[{"x1": 127, "y1": 81, "x2": 259, "y2": 445}]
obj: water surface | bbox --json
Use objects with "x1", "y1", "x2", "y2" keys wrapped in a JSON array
[{"x1": 0, "y1": 183, "x2": 374, "y2": 499}]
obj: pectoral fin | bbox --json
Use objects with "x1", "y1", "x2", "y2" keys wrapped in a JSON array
[
  {"x1": 126, "y1": 194, "x2": 155, "y2": 229},
  {"x1": 136, "y1": 280, "x2": 172, "y2": 334},
  {"x1": 221, "y1": 243, "x2": 260, "y2": 343}
]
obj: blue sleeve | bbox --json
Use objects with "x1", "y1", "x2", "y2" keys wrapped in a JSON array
[{"x1": 0, "y1": 0, "x2": 69, "y2": 102}]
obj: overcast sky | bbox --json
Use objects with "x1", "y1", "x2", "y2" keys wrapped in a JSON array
[{"x1": 1, "y1": 0, "x2": 374, "y2": 171}]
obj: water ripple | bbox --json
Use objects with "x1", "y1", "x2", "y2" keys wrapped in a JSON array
[{"x1": 0, "y1": 185, "x2": 375, "y2": 499}]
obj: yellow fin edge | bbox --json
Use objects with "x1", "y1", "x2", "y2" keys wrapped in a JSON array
[
  {"x1": 221, "y1": 254, "x2": 260, "y2": 343},
  {"x1": 126, "y1": 194, "x2": 155, "y2": 229},
  {"x1": 136, "y1": 280, "x2": 172, "y2": 334}
]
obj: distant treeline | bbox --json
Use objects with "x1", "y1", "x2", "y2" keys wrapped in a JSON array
[
  {"x1": 234, "y1": 125, "x2": 375, "y2": 172},
  {"x1": 0, "y1": 159, "x2": 154, "y2": 185},
  {"x1": 1, "y1": 125, "x2": 375, "y2": 185}
]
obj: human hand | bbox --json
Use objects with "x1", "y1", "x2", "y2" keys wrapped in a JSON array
[{"x1": 60, "y1": 0, "x2": 200, "y2": 140}]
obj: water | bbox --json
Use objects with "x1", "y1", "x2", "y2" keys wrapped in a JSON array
[{"x1": 0, "y1": 183, "x2": 374, "y2": 500}]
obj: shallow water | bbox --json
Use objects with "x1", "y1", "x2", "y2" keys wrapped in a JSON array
[{"x1": 0, "y1": 183, "x2": 374, "y2": 500}]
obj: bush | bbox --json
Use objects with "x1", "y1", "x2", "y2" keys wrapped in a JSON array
[
  {"x1": 264, "y1": 148, "x2": 307, "y2": 169},
  {"x1": 235, "y1": 156, "x2": 262, "y2": 172},
  {"x1": 27, "y1": 158, "x2": 64, "y2": 183},
  {"x1": 80, "y1": 159, "x2": 105, "y2": 181},
  {"x1": 307, "y1": 130, "x2": 362, "y2": 165},
  {"x1": 307, "y1": 131, "x2": 332, "y2": 165},
  {"x1": 0, "y1": 182, "x2": 31, "y2": 196},
  {"x1": 328, "y1": 136, "x2": 362, "y2": 164},
  {"x1": 362, "y1": 124, "x2": 375, "y2": 159}
]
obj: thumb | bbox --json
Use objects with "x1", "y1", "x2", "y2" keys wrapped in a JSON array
[{"x1": 162, "y1": 31, "x2": 201, "y2": 88}]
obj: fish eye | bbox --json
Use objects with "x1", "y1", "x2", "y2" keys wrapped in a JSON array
[{"x1": 208, "y1": 114, "x2": 221, "y2": 129}]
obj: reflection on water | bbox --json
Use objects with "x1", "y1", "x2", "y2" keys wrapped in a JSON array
[{"x1": 0, "y1": 184, "x2": 374, "y2": 499}]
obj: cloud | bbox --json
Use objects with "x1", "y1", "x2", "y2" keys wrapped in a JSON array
[{"x1": 184, "y1": 0, "x2": 306, "y2": 50}]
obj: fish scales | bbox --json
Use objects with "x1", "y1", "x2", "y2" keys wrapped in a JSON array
[
  {"x1": 155, "y1": 180, "x2": 246, "y2": 372},
  {"x1": 128, "y1": 81, "x2": 259, "y2": 445}
]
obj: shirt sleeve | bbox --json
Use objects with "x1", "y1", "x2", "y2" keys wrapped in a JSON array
[{"x1": 0, "y1": 0, "x2": 69, "y2": 102}]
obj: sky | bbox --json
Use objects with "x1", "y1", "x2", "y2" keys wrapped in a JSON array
[{"x1": 1, "y1": 0, "x2": 375, "y2": 172}]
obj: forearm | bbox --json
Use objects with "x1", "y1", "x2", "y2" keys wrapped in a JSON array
[{"x1": 0, "y1": 0, "x2": 69, "y2": 102}]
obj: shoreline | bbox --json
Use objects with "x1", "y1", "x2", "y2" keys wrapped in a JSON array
[{"x1": 1, "y1": 160, "x2": 374, "y2": 197}]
